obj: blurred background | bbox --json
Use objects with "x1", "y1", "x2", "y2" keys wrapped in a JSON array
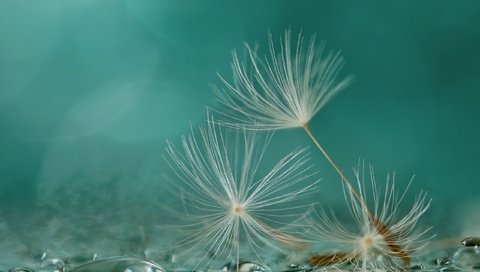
[{"x1": 1, "y1": 0, "x2": 480, "y2": 268}]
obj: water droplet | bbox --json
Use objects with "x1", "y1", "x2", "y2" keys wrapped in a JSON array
[
  {"x1": 433, "y1": 257, "x2": 452, "y2": 266},
  {"x1": 222, "y1": 261, "x2": 269, "y2": 272},
  {"x1": 8, "y1": 268, "x2": 35, "y2": 272},
  {"x1": 461, "y1": 237, "x2": 480, "y2": 248},
  {"x1": 41, "y1": 258, "x2": 66, "y2": 267},
  {"x1": 70, "y1": 257, "x2": 165, "y2": 272},
  {"x1": 281, "y1": 264, "x2": 312, "y2": 272},
  {"x1": 407, "y1": 264, "x2": 426, "y2": 270},
  {"x1": 40, "y1": 257, "x2": 70, "y2": 272},
  {"x1": 438, "y1": 266, "x2": 463, "y2": 272}
]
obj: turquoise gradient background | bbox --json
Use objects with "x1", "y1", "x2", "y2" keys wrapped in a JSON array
[{"x1": 1, "y1": 0, "x2": 480, "y2": 264}]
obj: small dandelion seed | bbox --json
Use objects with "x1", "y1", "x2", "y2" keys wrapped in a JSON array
[{"x1": 307, "y1": 163, "x2": 432, "y2": 271}]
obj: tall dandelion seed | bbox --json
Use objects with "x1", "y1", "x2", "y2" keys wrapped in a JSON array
[
  {"x1": 215, "y1": 29, "x2": 354, "y2": 196},
  {"x1": 165, "y1": 117, "x2": 319, "y2": 269},
  {"x1": 308, "y1": 164, "x2": 431, "y2": 271},
  {"x1": 216, "y1": 30, "x2": 353, "y2": 130},
  {"x1": 214, "y1": 30, "x2": 413, "y2": 264}
]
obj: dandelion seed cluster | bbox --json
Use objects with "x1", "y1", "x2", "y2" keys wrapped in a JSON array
[{"x1": 165, "y1": 30, "x2": 432, "y2": 271}]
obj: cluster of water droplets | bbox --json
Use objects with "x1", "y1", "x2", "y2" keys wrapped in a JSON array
[{"x1": 1, "y1": 237, "x2": 478, "y2": 272}]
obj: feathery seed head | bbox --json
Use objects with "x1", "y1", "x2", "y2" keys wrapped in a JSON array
[
  {"x1": 165, "y1": 116, "x2": 319, "y2": 268},
  {"x1": 215, "y1": 30, "x2": 354, "y2": 130},
  {"x1": 308, "y1": 163, "x2": 431, "y2": 271}
]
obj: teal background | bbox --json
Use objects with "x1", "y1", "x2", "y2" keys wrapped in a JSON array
[{"x1": 1, "y1": 0, "x2": 480, "y2": 265}]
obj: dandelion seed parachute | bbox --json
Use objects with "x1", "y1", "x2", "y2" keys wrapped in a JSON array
[
  {"x1": 215, "y1": 29, "x2": 353, "y2": 130},
  {"x1": 307, "y1": 164, "x2": 432, "y2": 271},
  {"x1": 164, "y1": 116, "x2": 320, "y2": 268}
]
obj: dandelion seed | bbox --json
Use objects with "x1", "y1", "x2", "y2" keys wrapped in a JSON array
[
  {"x1": 216, "y1": 30, "x2": 353, "y2": 131},
  {"x1": 165, "y1": 116, "x2": 319, "y2": 269},
  {"x1": 214, "y1": 29, "x2": 354, "y2": 188},
  {"x1": 307, "y1": 163, "x2": 432, "y2": 271}
]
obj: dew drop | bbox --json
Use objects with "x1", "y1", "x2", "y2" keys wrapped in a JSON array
[
  {"x1": 461, "y1": 237, "x2": 480, "y2": 248},
  {"x1": 222, "y1": 261, "x2": 269, "y2": 272},
  {"x1": 407, "y1": 264, "x2": 426, "y2": 270},
  {"x1": 8, "y1": 268, "x2": 35, "y2": 272},
  {"x1": 282, "y1": 264, "x2": 312, "y2": 272},
  {"x1": 70, "y1": 257, "x2": 165, "y2": 272},
  {"x1": 438, "y1": 266, "x2": 463, "y2": 272},
  {"x1": 433, "y1": 257, "x2": 452, "y2": 266}
]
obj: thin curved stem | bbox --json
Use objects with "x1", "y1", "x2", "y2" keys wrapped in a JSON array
[{"x1": 302, "y1": 124, "x2": 374, "y2": 222}]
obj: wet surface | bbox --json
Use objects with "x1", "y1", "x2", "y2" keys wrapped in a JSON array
[{"x1": 0, "y1": 245, "x2": 478, "y2": 272}]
